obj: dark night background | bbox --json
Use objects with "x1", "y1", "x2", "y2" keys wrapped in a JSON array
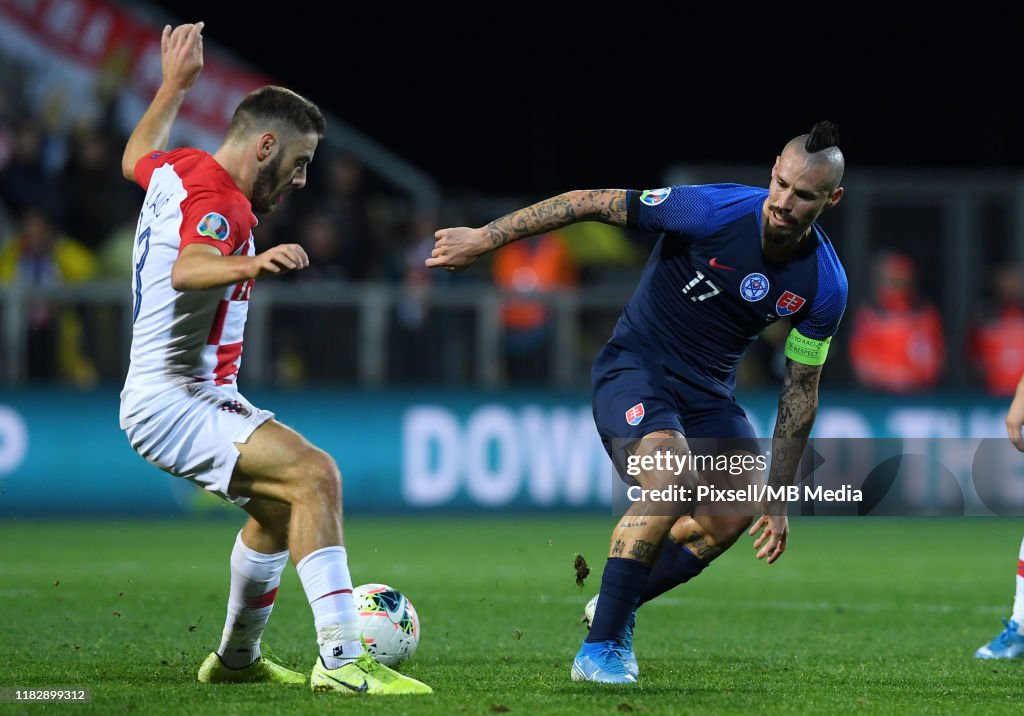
[{"x1": 141, "y1": 3, "x2": 1020, "y2": 196}]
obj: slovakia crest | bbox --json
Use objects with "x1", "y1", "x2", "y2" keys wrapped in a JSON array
[
  {"x1": 775, "y1": 290, "x2": 807, "y2": 316},
  {"x1": 197, "y1": 212, "x2": 230, "y2": 241},
  {"x1": 625, "y1": 403, "x2": 645, "y2": 426},
  {"x1": 740, "y1": 272, "x2": 770, "y2": 302},
  {"x1": 639, "y1": 188, "x2": 671, "y2": 206}
]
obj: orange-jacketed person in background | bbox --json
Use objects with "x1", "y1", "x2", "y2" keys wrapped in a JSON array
[
  {"x1": 969, "y1": 263, "x2": 1024, "y2": 396},
  {"x1": 848, "y1": 252, "x2": 945, "y2": 393}
]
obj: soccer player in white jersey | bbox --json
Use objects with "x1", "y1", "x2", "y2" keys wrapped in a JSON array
[
  {"x1": 119, "y1": 22, "x2": 430, "y2": 695},
  {"x1": 975, "y1": 371, "x2": 1024, "y2": 659}
]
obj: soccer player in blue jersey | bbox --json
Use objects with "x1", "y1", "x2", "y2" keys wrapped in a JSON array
[{"x1": 427, "y1": 122, "x2": 847, "y2": 683}]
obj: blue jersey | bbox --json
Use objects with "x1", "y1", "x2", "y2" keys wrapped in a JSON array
[{"x1": 607, "y1": 183, "x2": 848, "y2": 397}]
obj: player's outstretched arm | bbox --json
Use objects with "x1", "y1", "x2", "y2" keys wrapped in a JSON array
[
  {"x1": 1007, "y1": 372, "x2": 1024, "y2": 452},
  {"x1": 426, "y1": 189, "x2": 627, "y2": 271},
  {"x1": 121, "y1": 22, "x2": 205, "y2": 181},
  {"x1": 749, "y1": 358, "x2": 823, "y2": 564},
  {"x1": 171, "y1": 243, "x2": 309, "y2": 291}
]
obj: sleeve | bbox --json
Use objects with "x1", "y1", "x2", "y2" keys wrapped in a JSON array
[
  {"x1": 178, "y1": 191, "x2": 248, "y2": 257},
  {"x1": 787, "y1": 248, "x2": 849, "y2": 365},
  {"x1": 133, "y1": 150, "x2": 171, "y2": 190},
  {"x1": 625, "y1": 185, "x2": 716, "y2": 236}
]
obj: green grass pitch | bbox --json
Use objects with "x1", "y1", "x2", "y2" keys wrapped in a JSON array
[{"x1": 2, "y1": 515, "x2": 1023, "y2": 714}]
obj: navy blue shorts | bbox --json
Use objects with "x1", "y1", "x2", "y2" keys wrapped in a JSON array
[{"x1": 591, "y1": 344, "x2": 761, "y2": 480}]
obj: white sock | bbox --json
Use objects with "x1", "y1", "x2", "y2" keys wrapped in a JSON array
[
  {"x1": 216, "y1": 531, "x2": 289, "y2": 669},
  {"x1": 1011, "y1": 536, "x2": 1024, "y2": 625},
  {"x1": 296, "y1": 546, "x2": 363, "y2": 668}
]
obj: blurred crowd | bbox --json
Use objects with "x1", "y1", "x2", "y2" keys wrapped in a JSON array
[{"x1": 1, "y1": 50, "x2": 1022, "y2": 395}]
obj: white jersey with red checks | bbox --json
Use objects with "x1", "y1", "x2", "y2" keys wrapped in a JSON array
[{"x1": 120, "y1": 148, "x2": 258, "y2": 429}]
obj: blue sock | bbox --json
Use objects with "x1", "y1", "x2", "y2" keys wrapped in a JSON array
[
  {"x1": 639, "y1": 538, "x2": 706, "y2": 604},
  {"x1": 585, "y1": 558, "x2": 652, "y2": 644}
]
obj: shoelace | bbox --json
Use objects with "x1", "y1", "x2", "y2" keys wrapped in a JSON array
[
  {"x1": 355, "y1": 651, "x2": 385, "y2": 673},
  {"x1": 591, "y1": 641, "x2": 630, "y2": 669},
  {"x1": 994, "y1": 619, "x2": 1019, "y2": 647}
]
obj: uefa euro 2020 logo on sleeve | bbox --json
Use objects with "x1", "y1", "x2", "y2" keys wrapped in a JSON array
[
  {"x1": 197, "y1": 212, "x2": 230, "y2": 241},
  {"x1": 639, "y1": 188, "x2": 671, "y2": 206}
]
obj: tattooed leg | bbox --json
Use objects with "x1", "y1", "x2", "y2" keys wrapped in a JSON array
[
  {"x1": 607, "y1": 430, "x2": 694, "y2": 564},
  {"x1": 668, "y1": 514, "x2": 755, "y2": 560},
  {"x1": 665, "y1": 449, "x2": 764, "y2": 559},
  {"x1": 634, "y1": 466, "x2": 760, "y2": 607},
  {"x1": 583, "y1": 429, "x2": 695, "y2": 662}
]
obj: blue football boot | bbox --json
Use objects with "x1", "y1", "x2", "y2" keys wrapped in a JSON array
[
  {"x1": 581, "y1": 595, "x2": 639, "y2": 679},
  {"x1": 571, "y1": 639, "x2": 637, "y2": 684},
  {"x1": 975, "y1": 618, "x2": 1024, "y2": 659}
]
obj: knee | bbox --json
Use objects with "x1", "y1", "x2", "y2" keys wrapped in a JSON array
[
  {"x1": 293, "y1": 448, "x2": 342, "y2": 506},
  {"x1": 627, "y1": 430, "x2": 693, "y2": 491}
]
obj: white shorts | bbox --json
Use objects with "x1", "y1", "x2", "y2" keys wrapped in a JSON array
[{"x1": 123, "y1": 383, "x2": 274, "y2": 505}]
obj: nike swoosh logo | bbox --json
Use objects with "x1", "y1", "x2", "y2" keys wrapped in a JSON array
[
  {"x1": 709, "y1": 257, "x2": 735, "y2": 271},
  {"x1": 321, "y1": 671, "x2": 369, "y2": 692}
]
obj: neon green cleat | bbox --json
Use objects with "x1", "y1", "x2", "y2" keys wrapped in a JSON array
[
  {"x1": 197, "y1": 651, "x2": 307, "y2": 684},
  {"x1": 310, "y1": 652, "x2": 433, "y2": 695}
]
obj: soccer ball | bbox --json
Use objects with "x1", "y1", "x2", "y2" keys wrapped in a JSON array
[{"x1": 353, "y1": 583, "x2": 420, "y2": 667}]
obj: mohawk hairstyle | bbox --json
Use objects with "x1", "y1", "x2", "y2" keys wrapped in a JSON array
[{"x1": 805, "y1": 121, "x2": 840, "y2": 153}]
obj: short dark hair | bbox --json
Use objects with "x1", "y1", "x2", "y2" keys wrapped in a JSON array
[{"x1": 226, "y1": 85, "x2": 326, "y2": 141}]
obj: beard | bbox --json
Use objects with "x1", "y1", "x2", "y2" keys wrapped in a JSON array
[
  {"x1": 762, "y1": 213, "x2": 804, "y2": 250},
  {"x1": 251, "y1": 152, "x2": 285, "y2": 214},
  {"x1": 763, "y1": 220, "x2": 793, "y2": 246}
]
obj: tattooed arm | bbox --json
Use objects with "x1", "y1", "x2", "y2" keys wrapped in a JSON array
[
  {"x1": 748, "y1": 358, "x2": 822, "y2": 564},
  {"x1": 768, "y1": 358, "x2": 821, "y2": 490},
  {"x1": 425, "y1": 189, "x2": 627, "y2": 271}
]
